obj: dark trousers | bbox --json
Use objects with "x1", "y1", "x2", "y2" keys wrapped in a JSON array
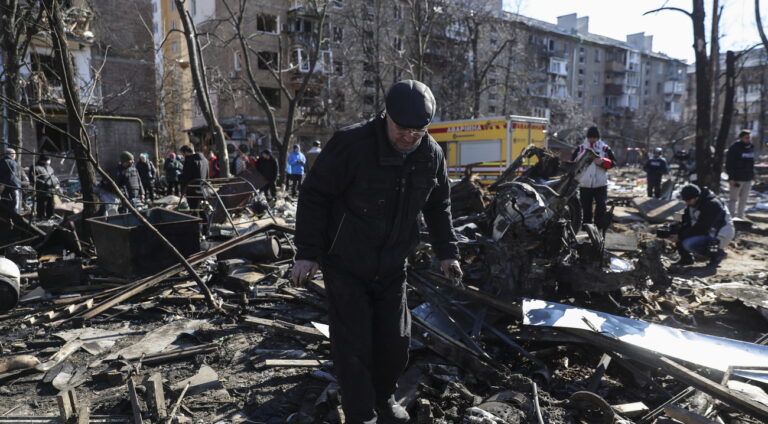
[
  {"x1": 579, "y1": 185, "x2": 608, "y2": 228},
  {"x1": 167, "y1": 181, "x2": 179, "y2": 196},
  {"x1": 260, "y1": 181, "x2": 277, "y2": 200},
  {"x1": 647, "y1": 175, "x2": 662, "y2": 198},
  {"x1": 323, "y1": 267, "x2": 411, "y2": 423},
  {"x1": 36, "y1": 194, "x2": 54, "y2": 219},
  {"x1": 0, "y1": 189, "x2": 19, "y2": 214},
  {"x1": 287, "y1": 174, "x2": 302, "y2": 196},
  {"x1": 142, "y1": 180, "x2": 155, "y2": 201}
]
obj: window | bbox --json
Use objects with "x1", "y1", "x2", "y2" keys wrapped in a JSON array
[
  {"x1": 578, "y1": 68, "x2": 584, "y2": 75},
  {"x1": 488, "y1": 93, "x2": 497, "y2": 101},
  {"x1": 577, "y1": 91, "x2": 583, "y2": 98},
  {"x1": 257, "y1": 51, "x2": 277, "y2": 70},
  {"x1": 295, "y1": 18, "x2": 312, "y2": 33},
  {"x1": 490, "y1": 38, "x2": 497, "y2": 46},
  {"x1": 577, "y1": 79, "x2": 583, "y2": 87},
  {"x1": 593, "y1": 71, "x2": 600, "y2": 85},
  {"x1": 363, "y1": 79, "x2": 375, "y2": 88},
  {"x1": 234, "y1": 51, "x2": 242, "y2": 71},
  {"x1": 293, "y1": 48, "x2": 309, "y2": 72},
  {"x1": 548, "y1": 39, "x2": 555, "y2": 51},
  {"x1": 579, "y1": 47, "x2": 585, "y2": 54},
  {"x1": 578, "y1": 55, "x2": 584, "y2": 64},
  {"x1": 321, "y1": 50, "x2": 333, "y2": 73},
  {"x1": 334, "y1": 60, "x2": 343, "y2": 76},
  {"x1": 261, "y1": 87, "x2": 281, "y2": 108},
  {"x1": 364, "y1": 95, "x2": 374, "y2": 105},
  {"x1": 592, "y1": 96, "x2": 599, "y2": 106},
  {"x1": 363, "y1": 62, "x2": 374, "y2": 73},
  {"x1": 333, "y1": 26, "x2": 343, "y2": 43},
  {"x1": 594, "y1": 49, "x2": 601, "y2": 62},
  {"x1": 489, "y1": 78, "x2": 496, "y2": 85},
  {"x1": 394, "y1": 4, "x2": 401, "y2": 20},
  {"x1": 393, "y1": 36, "x2": 403, "y2": 52},
  {"x1": 656, "y1": 82, "x2": 661, "y2": 94},
  {"x1": 488, "y1": 106, "x2": 496, "y2": 114},
  {"x1": 257, "y1": 14, "x2": 279, "y2": 33}
]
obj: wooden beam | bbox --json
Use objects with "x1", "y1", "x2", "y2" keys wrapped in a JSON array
[
  {"x1": 262, "y1": 359, "x2": 332, "y2": 368},
  {"x1": 242, "y1": 316, "x2": 326, "y2": 340},
  {"x1": 127, "y1": 377, "x2": 144, "y2": 424}
]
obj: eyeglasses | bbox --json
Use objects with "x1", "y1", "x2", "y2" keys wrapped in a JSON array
[{"x1": 392, "y1": 121, "x2": 428, "y2": 137}]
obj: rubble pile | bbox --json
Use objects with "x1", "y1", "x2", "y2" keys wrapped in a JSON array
[{"x1": 1, "y1": 153, "x2": 768, "y2": 424}]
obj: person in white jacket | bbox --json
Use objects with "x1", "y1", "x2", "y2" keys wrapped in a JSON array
[{"x1": 571, "y1": 126, "x2": 616, "y2": 229}]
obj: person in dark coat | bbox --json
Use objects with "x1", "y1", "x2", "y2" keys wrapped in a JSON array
[
  {"x1": 0, "y1": 148, "x2": 22, "y2": 214},
  {"x1": 179, "y1": 144, "x2": 209, "y2": 218},
  {"x1": 725, "y1": 129, "x2": 755, "y2": 218},
  {"x1": 29, "y1": 154, "x2": 60, "y2": 219},
  {"x1": 643, "y1": 147, "x2": 669, "y2": 198},
  {"x1": 164, "y1": 153, "x2": 183, "y2": 196},
  {"x1": 291, "y1": 80, "x2": 462, "y2": 423},
  {"x1": 672, "y1": 184, "x2": 735, "y2": 267},
  {"x1": 135, "y1": 153, "x2": 157, "y2": 202},
  {"x1": 115, "y1": 151, "x2": 144, "y2": 212},
  {"x1": 255, "y1": 149, "x2": 278, "y2": 200}
]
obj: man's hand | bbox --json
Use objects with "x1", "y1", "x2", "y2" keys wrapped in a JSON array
[
  {"x1": 290, "y1": 259, "x2": 319, "y2": 287},
  {"x1": 593, "y1": 158, "x2": 604, "y2": 166},
  {"x1": 441, "y1": 259, "x2": 463, "y2": 283}
]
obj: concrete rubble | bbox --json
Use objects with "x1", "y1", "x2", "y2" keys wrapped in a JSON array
[{"x1": 1, "y1": 152, "x2": 768, "y2": 424}]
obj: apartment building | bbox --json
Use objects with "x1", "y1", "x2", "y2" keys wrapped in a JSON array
[
  {"x1": 504, "y1": 12, "x2": 688, "y2": 138},
  {"x1": 2, "y1": 0, "x2": 160, "y2": 171}
]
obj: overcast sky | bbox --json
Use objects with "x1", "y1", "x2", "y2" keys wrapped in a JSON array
[{"x1": 505, "y1": 0, "x2": 766, "y2": 63}]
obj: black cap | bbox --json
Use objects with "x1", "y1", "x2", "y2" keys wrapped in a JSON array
[
  {"x1": 586, "y1": 126, "x2": 600, "y2": 139},
  {"x1": 680, "y1": 184, "x2": 701, "y2": 201},
  {"x1": 38, "y1": 154, "x2": 50, "y2": 163},
  {"x1": 238, "y1": 144, "x2": 249, "y2": 154},
  {"x1": 385, "y1": 80, "x2": 435, "y2": 128}
]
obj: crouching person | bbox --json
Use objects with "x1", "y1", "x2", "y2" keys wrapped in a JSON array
[{"x1": 672, "y1": 184, "x2": 734, "y2": 267}]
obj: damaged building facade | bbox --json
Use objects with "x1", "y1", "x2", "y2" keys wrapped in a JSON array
[{"x1": 0, "y1": 0, "x2": 159, "y2": 174}]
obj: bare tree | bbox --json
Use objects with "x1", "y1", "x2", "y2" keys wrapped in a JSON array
[
  {"x1": 646, "y1": 0, "x2": 715, "y2": 189},
  {"x1": 0, "y1": 0, "x2": 43, "y2": 150},
  {"x1": 41, "y1": 0, "x2": 99, "y2": 221},
  {"x1": 174, "y1": 0, "x2": 230, "y2": 178}
]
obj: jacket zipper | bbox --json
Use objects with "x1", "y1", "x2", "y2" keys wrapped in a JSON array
[{"x1": 328, "y1": 213, "x2": 347, "y2": 253}]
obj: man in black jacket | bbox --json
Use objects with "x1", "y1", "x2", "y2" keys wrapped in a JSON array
[
  {"x1": 671, "y1": 184, "x2": 734, "y2": 267},
  {"x1": 291, "y1": 80, "x2": 461, "y2": 423},
  {"x1": 115, "y1": 151, "x2": 144, "y2": 212},
  {"x1": 0, "y1": 148, "x2": 21, "y2": 214},
  {"x1": 30, "y1": 155, "x2": 60, "y2": 219},
  {"x1": 255, "y1": 149, "x2": 278, "y2": 200},
  {"x1": 179, "y1": 144, "x2": 208, "y2": 218},
  {"x1": 135, "y1": 153, "x2": 157, "y2": 202},
  {"x1": 725, "y1": 129, "x2": 755, "y2": 218},
  {"x1": 643, "y1": 147, "x2": 668, "y2": 198}
]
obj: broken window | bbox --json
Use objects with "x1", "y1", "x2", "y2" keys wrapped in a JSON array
[
  {"x1": 257, "y1": 51, "x2": 277, "y2": 70},
  {"x1": 293, "y1": 49, "x2": 309, "y2": 72},
  {"x1": 260, "y1": 87, "x2": 281, "y2": 108},
  {"x1": 37, "y1": 122, "x2": 70, "y2": 154},
  {"x1": 257, "y1": 14, "x2": 279, "y2": 34},
  {"x1": 333, "y1": 60, "x2": 343, "y2": 77},
  {"x1": 294, "y1": 18, "x2": 313, "y2": 33}
]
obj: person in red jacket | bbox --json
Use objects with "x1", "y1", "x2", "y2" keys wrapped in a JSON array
[
  {"x1": 208, "y1": 151, "x2": 220, "y2": 179},
  {"x1": 570, "y1": 126, "x2": 616, "y2": 230}
]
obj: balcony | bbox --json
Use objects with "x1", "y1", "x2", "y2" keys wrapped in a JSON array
[
  {"x1": 23, "y1": 73, "x2": 102, "y2": 110},
  {"x1": 603, "y1": 105, "x2": 628, "y2": 116},
  {"x1": 664, "y1": 81, "x2": 685, "y2": 95},
  {"x1": 548, "y1": 58, "x2": 568, "y2": 76},
  {"x1": 604, "y1": 83, "x2": 624, "y2": 96},
  {"x1": 605, "y1": 60, "x2": 626, "y2": 73}
]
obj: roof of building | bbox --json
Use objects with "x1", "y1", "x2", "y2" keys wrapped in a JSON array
[{"x1": 503, "y1": 11, "x2": 687, "y2": 63}]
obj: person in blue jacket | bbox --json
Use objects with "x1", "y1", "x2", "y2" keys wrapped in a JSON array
[
  {"x1": 287, "y1": 144, "x2": 306, "y2": 197},
  {"x1": 643, "y1": 147, "x2": 669, "y2": 198}
]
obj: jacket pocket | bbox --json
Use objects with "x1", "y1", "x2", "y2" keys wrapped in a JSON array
[{"x1": 327, "y1": 213, "x2": 347, "y2": 255}]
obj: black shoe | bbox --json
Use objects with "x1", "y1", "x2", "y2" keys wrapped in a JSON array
[
  {"x1": 672, "y1": 257, "x2": 694, "y2": 266},
  {"x1": 376, "y1": 397, "x2": 409, "y2": 423},
  {"x1": 708, "y1": 250, "x2": 727, "y2": 267}
]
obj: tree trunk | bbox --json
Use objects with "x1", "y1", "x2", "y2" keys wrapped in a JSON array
[
  {"x1": 43, "y1": 0, "x2": 99, "y2": 224},
  {"x1": 174, "y1": 0, "x2": 230, "y2": 178},
  {"x1": 692, "y1": 0, "x2": 714, "y2": 189},
  {"x1": 712, "y1": 51, "x2": 736, "y2": 193},
  {"x1": 710, "y1": 0, "x2": 721, "y2": 136}
]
